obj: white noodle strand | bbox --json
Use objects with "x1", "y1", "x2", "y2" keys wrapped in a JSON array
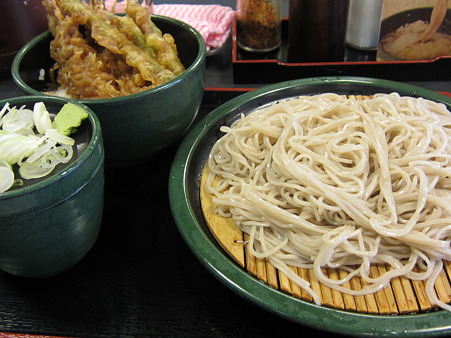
[{"x1": 206, "y1": 93, "x2": 451, "y2": 311}]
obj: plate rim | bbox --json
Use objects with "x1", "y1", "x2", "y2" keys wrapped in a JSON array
[{"x1": 169, "y1": 76, "x2": 451, "y2": 337}]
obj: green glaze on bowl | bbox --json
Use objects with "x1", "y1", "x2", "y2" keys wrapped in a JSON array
[
  {"x1": 0, "y1": 95, "x2": 104, "y2": 278},
  {"x1": 169, "y1": 76, "x2": 451, "y2": 337},
  {"x1": 11, "y1": 15, "x2": 206, "y2": 166}
]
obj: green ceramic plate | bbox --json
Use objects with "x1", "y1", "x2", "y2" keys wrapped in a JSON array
[{"x1": 169, "y1": 76, "x2": 451, "y2": 337}]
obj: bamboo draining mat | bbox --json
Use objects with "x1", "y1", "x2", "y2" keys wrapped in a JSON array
[
  {"x1": 200, "y1": 94, "x2": 451, "y2": 314},
  {"x1": 200, "y1": 166, "x2": 451, "y2": 314}
]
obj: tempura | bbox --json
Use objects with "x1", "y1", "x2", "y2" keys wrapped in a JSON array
[{"x1": 42, "y1": 0, "x2": 185, "y2": 99}]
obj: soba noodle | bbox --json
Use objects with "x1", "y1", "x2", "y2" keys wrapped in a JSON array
[{"x1": 205, "y1": 93, "x2": 451, "y2": 311}]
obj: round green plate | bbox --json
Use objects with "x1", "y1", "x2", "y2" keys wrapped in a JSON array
[{"x1": 169, "y1": 76, "x2": 451, "y2": 337}]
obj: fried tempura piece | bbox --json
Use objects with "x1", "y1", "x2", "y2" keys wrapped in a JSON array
[
  {"x1": 44, "y1": 0, "x2": 125, "y2": 98},
  {"x1": 88, "y1": 0, "x2": 105, "y2": 11},
  {"x1": 125, "y1": 0, "x2": 185, "y2": 76},
  {"x1": 57, "y1": 0, "x2": 176, "y2": 84},
  {"x1": 41, "y1": 0, "x2": 185, "y2": 99}
]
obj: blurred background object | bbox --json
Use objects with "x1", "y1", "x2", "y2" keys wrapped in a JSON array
[
  {"x1": 288, "y1": 0, "x2": 350, "y2": 62},
  {"x1": 0, "y1": 0, "x2": 48, "y2": 78},
  {"x1": 346, "y1": 0, "x2": 383, "y2": 50}
]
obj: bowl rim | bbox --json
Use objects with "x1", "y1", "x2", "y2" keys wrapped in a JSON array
[
  {"x1": 0, "y1": 95, "x2": 102, "y2": 199},
  {"x1": 169, "y1": 76, "x2": 451, "y2": 337},
  {"x1": 11, "y1": 14, "x2": 206, "y2": 104}
]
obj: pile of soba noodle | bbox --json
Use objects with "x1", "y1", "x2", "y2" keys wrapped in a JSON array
[{"x1": 205, "y1": 93, "x2": 451, "y2": 311}]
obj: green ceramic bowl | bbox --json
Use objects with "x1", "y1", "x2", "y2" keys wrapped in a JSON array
[
  {"x1": 169, "y1": 76, "x2": 451, "y2": 337},
  {"x1": 11, "y1": 15, "x2": 206, "y2": 166},
  {"x1": 0, "y1": 95, "x2": 104, "y2": 278}
]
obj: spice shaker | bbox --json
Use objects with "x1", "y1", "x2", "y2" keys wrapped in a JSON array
[
  {"x1": 236, "y1": 0, "x2": 282, "y2": 52},
  {"x1": 346, "y1": 0, "x2": 383, "y2": 50}
]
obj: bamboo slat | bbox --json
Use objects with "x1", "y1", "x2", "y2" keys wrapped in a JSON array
[
  {"x1": 299, "y1": 268, "x2": 313, "y2": 302},
  {"x1": 338, "y1": 269, "x2": 357, "y2": 311},
  {"x1": 289, "y1": 267, "x2": 303, "y2": 299},
  {"x1": 266, "y1": 261, "x2": 279, "y2": 289},
  {"x1": 411, "y1": 266, "x2": 433, "y2": 311},
  {"x1": 328, "y1": 268, "x2": 345, "y2": 310}
]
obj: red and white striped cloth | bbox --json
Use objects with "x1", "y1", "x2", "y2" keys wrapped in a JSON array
[
  {"x1": 154, "y1": 5, "x2": 235, "y2": 51},
  {"x1": 104, "y1": 1, "x2": 235, "y2": 51}
]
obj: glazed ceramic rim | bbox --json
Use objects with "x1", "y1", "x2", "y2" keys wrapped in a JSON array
[
  {"x1": 11, "y1": 14, "x2": 206, "y2": 105},
  {"x1": 0, "y1": 95, "x2": 102, "y2": 199},
  {"x1": 169, "y1": 76, "x2": 451, "y2": 337}
]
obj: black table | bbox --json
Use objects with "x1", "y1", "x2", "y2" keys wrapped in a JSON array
[
  {"x1": 0, "y1": 84, "x2": 315, "y2": 338},
  {"x1": 1, "y1": 6, "x2": 451, "y2": 337}
]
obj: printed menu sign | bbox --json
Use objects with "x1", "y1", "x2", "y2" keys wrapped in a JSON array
[{"x1": 377, "y1": 0, "x2": 451, "y2": 60}]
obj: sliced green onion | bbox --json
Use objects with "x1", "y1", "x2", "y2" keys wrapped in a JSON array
[
  {"x1": 0, "y1": 166, "x2": 14, "y2": 192},
  {"x1": 25, "y1": 139, "x2": 55, "y2": 164},
  {"x1": 19, "y1": 161, "x2": 54, "y2": 179},
  {"x1": 2, "y1": 106, "x2": 34, "y2": 135},
  {"x1": 45, "y1": 129, "x2": 75, "y2": 146},
  {"x1": 0, "y1": 101, "x2": 86, "y2": 192},
  {"x1": 33, "y1": 102, "x2": 53, "y2": 134},
  {"x1": 0, "y1": 102, "x2": 10, "y2": 122},
  {"x1": 0, "y1": 159, "x2": 11, "y2": 169},
  {"x1": 49, "y1": 144, "x2": 73, "y2": 164},
  {"x1": 0, "y1": 133, "x2": 40, "y2": 164}
]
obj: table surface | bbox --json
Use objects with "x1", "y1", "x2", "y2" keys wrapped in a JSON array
[{"x1": 1, "y1": 1, "x2": 451, "y2": 337}]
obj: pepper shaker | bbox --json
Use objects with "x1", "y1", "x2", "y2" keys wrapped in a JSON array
[{"x1": 236, "y1": 0, "x2": 282, "y2": 52}]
